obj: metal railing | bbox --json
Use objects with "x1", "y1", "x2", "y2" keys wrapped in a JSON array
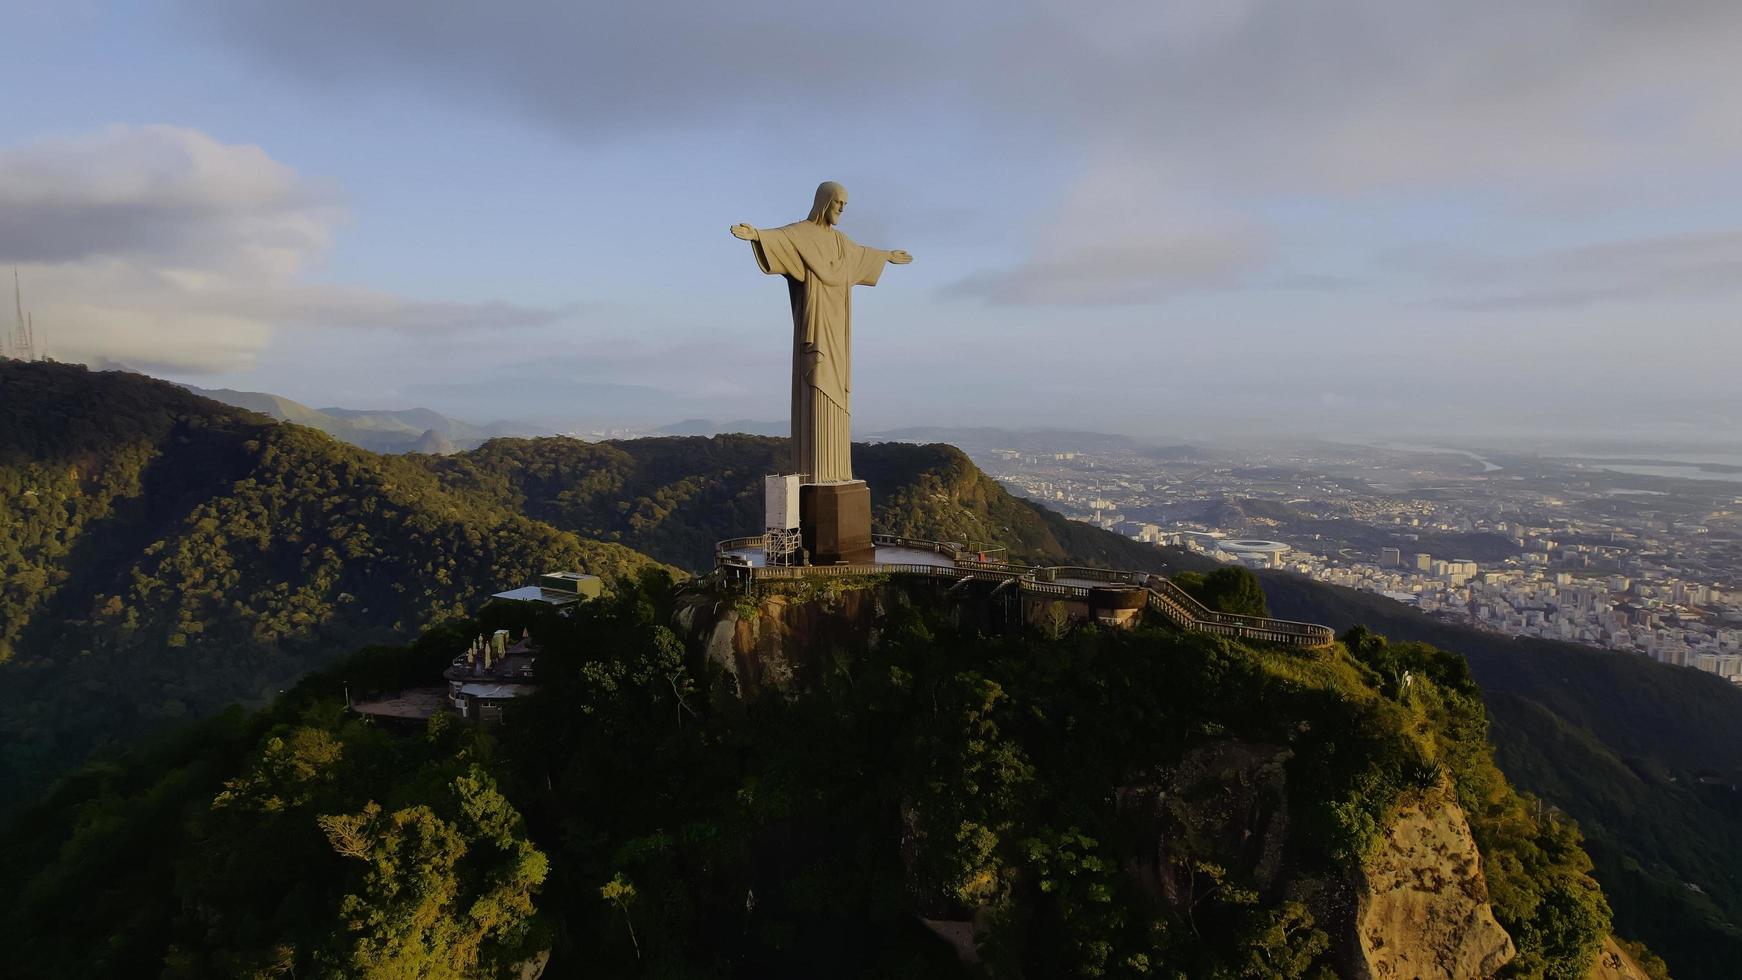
[
  {"x1": 869, "y1": 533, "x2": 973, "y2": 560},
  {"x1": 1030, "y1": 566, "x2": 1145, "y2": 586},
  {"x1": 1142, "y1": 574, "x2": 1333, "y2": 646},
  {"x1": 716, "y1": 534, "x2": 770, "y2": 554},
  {"x1": 713, "y1": 534, "x2": 1334, "y2": 647}
]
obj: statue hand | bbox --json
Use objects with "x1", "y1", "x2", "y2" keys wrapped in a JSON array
[
  {"x1": 888, "y1": 249, "x2": 913, "y2": 265},
  {"x1": 730, "y1": 223, "x2": 759, "y2": 242}
]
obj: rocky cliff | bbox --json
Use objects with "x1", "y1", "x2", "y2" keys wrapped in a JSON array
[
  {"x1": 1587, "y1": 936, "x2": 1654, "y2": 980},
  {"x1": 673, "y1": 577, "x2": 888, "y2": 698},
  {"x1": 1354, "y1": 783, "x2": 1515, "y2": 978},
  {"x1": 673, "y1": 580, "x2": 1649, "y2": 976}
]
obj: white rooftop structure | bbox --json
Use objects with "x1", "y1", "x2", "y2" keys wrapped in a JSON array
[
  {"x1": 490, "y1": 585, "x2": 581, "y2": 606},
  {"x1": 457, "y1": 682, "x2": 535, "y2": 700}
]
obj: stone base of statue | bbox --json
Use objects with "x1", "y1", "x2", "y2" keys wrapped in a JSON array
[{"x1": 800, "y1": 481, "x2": 875, "y2": 565}]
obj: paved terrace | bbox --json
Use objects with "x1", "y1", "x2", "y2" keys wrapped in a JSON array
[{"x1": 715, "y1": 533, "x2": 1335, "y2": 648}]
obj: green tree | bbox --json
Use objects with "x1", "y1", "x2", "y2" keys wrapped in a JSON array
[
  {"x1": 1174, "y1": 566, "x2": 1270, "y2": 617},
  {"x1": 317, "y1": 767, "x2": 547, "y2": 978},
  {"x1": 599, "y1": 873, "x2": 641, "y2": 960}
]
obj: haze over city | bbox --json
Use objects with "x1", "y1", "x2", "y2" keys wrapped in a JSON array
[{"x1": 2, "y1": 1, "x2": 1740, "y2": 443}]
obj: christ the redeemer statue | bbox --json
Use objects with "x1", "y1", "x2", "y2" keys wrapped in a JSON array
[{"x1": 731, "y1": 181, "x2": 911, "y2": 484}]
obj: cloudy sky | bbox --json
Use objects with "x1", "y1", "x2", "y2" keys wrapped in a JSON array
[{"x1": 2, "y1": 1, "x2": 1739, "y2": 442}]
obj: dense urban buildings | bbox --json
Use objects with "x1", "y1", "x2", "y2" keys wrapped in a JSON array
[{"x1": 958, "y1": 435, "x2": 1742, "y2": 684}]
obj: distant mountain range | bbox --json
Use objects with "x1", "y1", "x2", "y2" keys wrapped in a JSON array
[
  {"x1": 655, "y1": 417, "x2": 787, "y2": 437},
  {"x1": 173, "y1": 394, "x2": 1195, "y2": 460},
  {"x1": 865, "y1": 425, "x2": 1158, "y2": 453},
  {"x1": 656, "y1": 420, "x2": 1200, "y2": 457},
  {"x1": 181, "y1": 384, "x2": 549, "y2": 454}
]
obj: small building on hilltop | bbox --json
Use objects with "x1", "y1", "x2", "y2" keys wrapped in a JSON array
[
  {"x1": 348, "y1": 686, "x2": 448, "y2": 728},
  {"x1": 444, "y1": 628, "x2": 540, "y2": 724},
  {"x1": 490, "y1": 570, "x2": 602, "y2": 609}
]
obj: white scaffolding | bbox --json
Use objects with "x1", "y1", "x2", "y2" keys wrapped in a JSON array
[{"x1": 764, "y1": 474, "x2": 803, "y2": 565}]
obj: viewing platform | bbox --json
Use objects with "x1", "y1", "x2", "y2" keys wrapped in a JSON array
[{"x1": 714, "y1": 533, "x2": 1336, "y2": 648}]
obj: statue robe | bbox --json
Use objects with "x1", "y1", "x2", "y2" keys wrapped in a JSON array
[{"x1": 750, "y1": 220, "x2": 890, "y2": 483}]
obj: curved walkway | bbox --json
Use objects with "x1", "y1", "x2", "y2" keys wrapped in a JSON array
[{"x1": 715, "y1": 533, "x2": 1335, "y2": 648}]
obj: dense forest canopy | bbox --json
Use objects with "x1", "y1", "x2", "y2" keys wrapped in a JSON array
[
  {"x1": 0, "y1": 361, "x2": 665, "y2": 810},
  {"x1": 0, "y1": 572, "x2": 1648, "y2": 978},
  {"x1": 419, "y1": 435, "x2": 1198, "y2": 574},
  {"x1": 0, "y1": 362, "x2": 1191, "y2": 813}
]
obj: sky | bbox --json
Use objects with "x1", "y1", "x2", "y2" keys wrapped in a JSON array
[{"x1": 1, "y1": 1, "x2": 1739, "y2": 444}]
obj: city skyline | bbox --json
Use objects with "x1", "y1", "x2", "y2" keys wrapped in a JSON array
[
  {"x1": 2, "y1": 2, "x2": 1740, "y2": 442},
  {"x1": 979, "y1": 435, "x2": 1742, "y2": 679}
]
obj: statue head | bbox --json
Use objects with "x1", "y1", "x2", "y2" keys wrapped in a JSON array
[{"x1": 808, "y1": 181, "x2": 847, "y2": 226}]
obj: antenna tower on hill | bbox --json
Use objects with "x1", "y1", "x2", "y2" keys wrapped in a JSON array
[{"x1": 8, "y1": 267, "x2": 39, "y2": 362}]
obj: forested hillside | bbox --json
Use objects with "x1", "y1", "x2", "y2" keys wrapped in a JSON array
[
  {"x1": 420, "y1": 435, "x2": 1199, "y2": 574},
  {"x1": 420, "y1": 435, "x2": 780, "y2": 571},
  {"x1": 0, "y1": 361, "x2": 663, "y2": 809},
  {"x1": 0, "y1": 362, "x2": 1730, "y2": 974},
  {"x1": 0, "y1": 367, "x2": 1188, "y2": 811},
  {"x1": 0, "y1": 575, "x2": 1641, "y2": 978},
  {"x1": 1262, "y1": 571, "x2": 1742, "y2": 977}
]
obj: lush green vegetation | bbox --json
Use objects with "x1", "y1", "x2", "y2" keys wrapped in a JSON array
[
  {"x1": 0, "y1": 361, "x2": 665, "y2": 811},
  {"x1": 855, "y1": 441, "x2": 1197, "y2": 573},
  {"x1": 1, "y1": 572, "x2": 1626, "y2": 977},
  {"x1": 1171, "y1": 566, "x2": 1271, "y2": 617},
  {"x1": 0, "y1": 364, "x2": 1195, "y2": 813},
  {"x1": 1337, "y1": 627, "x2": 1617, "y2": 978},
  {"x1": 0, "y1": 362, "x2": 1712, "y2": 974},
  {"x1": 0, "y1": 617, "x2": 551, "y2": 977},
  {"x1": 0, "y1": 365, "x2": 1198, "y2": 810},
  {"x1": 1263, "y1": 571, "x2": 1741, "y2": 978},
  {"x1": 419, "y1": 434, "x2": 781, "y2": 572},
  {"x1": 420, "y1": 435, "x2": 1199, "y2": 574}
]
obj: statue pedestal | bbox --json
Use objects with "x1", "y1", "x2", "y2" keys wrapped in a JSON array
[{"x1": 800, "y1": 481, "x2": 875, "y2": 565}]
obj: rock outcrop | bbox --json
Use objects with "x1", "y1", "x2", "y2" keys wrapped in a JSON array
[
  {"x1": 1119, "y1": 746, "x2": 1516, "y2": 979},
  {"x1": 1353, "y1": 782, "x2": 1515, "y2": 979},
  {"x1": 674, "y1": 583, "x2": 884, "y2": 698},
  {"x1": 1586, "y1": 936, "x2": 1652, "y2": 980},
  {"x1": 512, "y1": 949, "x2": 550, "y2": 979},
  {"x1": 410, "y1": 428, "x2": 457, "y2": 455}
]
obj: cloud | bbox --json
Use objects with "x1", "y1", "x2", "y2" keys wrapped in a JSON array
[
  {"x1": 947, "y1": 155, "x2": 1273, "y2": 304},
  {"x1": 188, "y1": 285, "x2": 574, "y2": 333},
  {"x1": 1408, "y1": 232, "x2": 1742, "y2": 311},
  {"x1": 183, "y1": 0, "x2": 1742, "y2": 190},
  {"x1": 948, "y1": 233, "x2": 1269, "y2": 306},
  {"x1": 111, "y1": 1, "x2": 1742, "y2": 435},
  {"x1": 184, "y1": 1, "x2": 1742, "y2": 319},
  {"x1": 0, "y1": 124, "x2": 335, "y2": 272},
  {"x1": 327, "y1": 332, "x2": 788, "y2": 424},
  {"x1": 0, "y1": 125, "x2": 565, "y2": 372}
]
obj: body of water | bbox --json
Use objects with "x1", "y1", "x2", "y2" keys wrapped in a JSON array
[
  {"x1": 1590, "y1": 463, "x2": 1742, "y2": 485},
  {"x1": 1567, "y1": 452, "x2": 1742, "y2": 485},
  {"x1": 1371, "y1": 442, "x2": 1503, "y2": 472},
  {"x1": 1575, "y1": 451, "x2": 1742, "y2": 467}
]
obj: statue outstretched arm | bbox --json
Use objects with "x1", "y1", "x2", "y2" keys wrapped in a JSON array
[
  {"x1": 886, "y1": 249, "x2": 912, "y2": 265},
  {"x1": 730, "y1": 223, "x2": 759, "y2": 242}
]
